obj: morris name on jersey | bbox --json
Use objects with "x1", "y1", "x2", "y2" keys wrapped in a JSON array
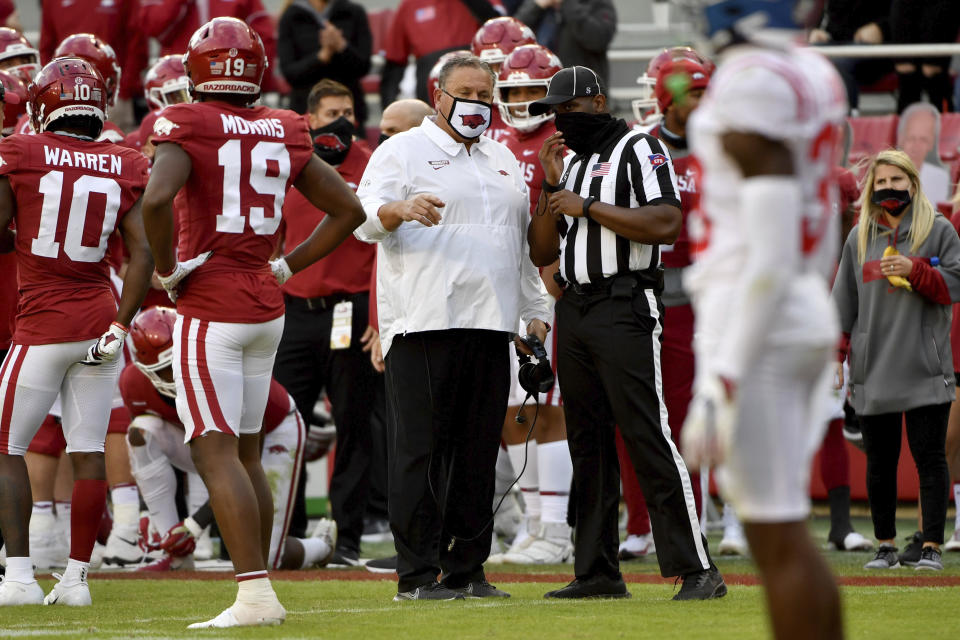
[
  {"x1": 42, "y1": 145, "x2": 123, "y2": 175},
  {"x1": 220, "y1": 114, "x2": 286, "y2": 138}
]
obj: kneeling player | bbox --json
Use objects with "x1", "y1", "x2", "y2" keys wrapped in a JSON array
[{"x1": 121, "y1": 307, "x2": 336, "y2": 571}]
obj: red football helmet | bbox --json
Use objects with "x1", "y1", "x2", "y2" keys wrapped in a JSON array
[
  {"x1": 0, "y1": 28, "x2": 40, "y2": 85},
  {"x1": 471, "y1": 17, "x2": 535, "y2": 69},
  {"x1": 496, "y1": 45, "x2": 561, "y2": 133},
  {"x1": 654, "y1": 57, "x2": 712, "y2": 115},
  {"x1": 0, "y1": 69, "x2": 26, "y2": 136},
  {"x1": 427, "y1": 49, "x2": 471, "y2": 108},
  {"x1": 130, "y1": 306, "x2": 177, "y2": 399},
  {"x1": 144, "y1": 55, "x2": 191, "y2": 111},
  {"x1": 632, "y1": 47, "x2": 715, "y2": 126},
  {"x1": 183, "y1": 17, "x2": 267, "y2": 99},
  {"x1": 54, "y1": 34, "x2": 121, "y2": 108},
  {"x1": 28, "y1": 57, "x2": 108, "y2": 135}
]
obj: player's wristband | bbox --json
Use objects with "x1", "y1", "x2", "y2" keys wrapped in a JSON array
[
  {"x1": 542, "y1": 180, "x2": 563, "y2": 193},
  {"x1": 110, "y1": 321, "x2": 129, "y2": 333},
  {"x1": 582, "y1": 196, "x2": 596, "y2": 220},
  {"x1": 183, "y1": 516, "x2": 204, "y2": 539}
]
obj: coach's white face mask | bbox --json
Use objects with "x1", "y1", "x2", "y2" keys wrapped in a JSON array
[{"x1": 442, "y1": 90, "x2": 492, "y2": 140}]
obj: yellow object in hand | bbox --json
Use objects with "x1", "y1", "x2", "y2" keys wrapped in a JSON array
[{"x1": 883, "y1": 246, "x2": 912, "y2": 291}]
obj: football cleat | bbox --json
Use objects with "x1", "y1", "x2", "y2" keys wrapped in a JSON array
[
  {"x1": 43, "y1": 573, "x2": 92, "y2": 606},
  {"x1": 188, "y1": 601, "x2": 286, "y2": 628},
  {"x1": 0, "y1": 578, "x2": 44, "y2": 605},
  {"x1": 102, "y1": 526, "x2": 145, "y2": 566},
  {"x1": 502, "y1": 522, "x2": 573, "y2": 564},
  {"x1": 310, "y1": 518, "x2": 337, "y2": 568}
]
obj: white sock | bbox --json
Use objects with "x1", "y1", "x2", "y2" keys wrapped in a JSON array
[
  {"x1": 953, "y1": 483, "x2": 960, "y2": 529},
  {"x1": 55, "y1": 500, "x2": 71, "y2": 545},
  {"x1": 186, "y1": 472, "x2": 210, "y2": 516},
  {"x1": 494, "y1": 447, "x2": 514, "y2": 496},
  {"x1": 6, "y1": 556, "x2": 34, "y2": 583},
  {"x1": 32, "y1": 501, "x2": 54, "y2": 516},
  {"x1": 507, "y1": 441, "x2": 539, "y2": 519},
  {"x1": 30, "y1": 504, "x2": 56, "y2": 538},
  {"x1": 111, "y1": 485, "x2": 140, "y2": 530},
  {"x1": 62, "y1": 558, "x2": 89, "y2": 585},
  {"x1": 538, "y1": 440, "x2": 573, "y2": 525},
  {"x1": 297, "y1": 537, "x2": 330, "y2": 568},
  {"x1": 235, "y1": 574, "x2": 276, "y2": 605},
  {"x1": 130, "y1": 456, "x2": 179, "y2": 533}
]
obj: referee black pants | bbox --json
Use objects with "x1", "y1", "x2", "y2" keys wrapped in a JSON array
[
  {"x1": 384, "y1": 329, "x2": 509, "y2": 592},
  {"x1": 557, "y1": 280, "x2": 713, "y2": 579}
]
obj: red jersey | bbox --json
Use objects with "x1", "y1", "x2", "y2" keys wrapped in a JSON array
[
  {"x1": 0, "y1": 132, "x2": 149, "y2": 345},
  {"x1": 384, "y1": 0, "x2": 501, "y2": 62},
  {"x1": 282, "y1": 140, "x2": 373, "y2": 299},
  {"x1": 12, "y1": 115, "x2": 127, "y2": 142},
  {"x1": 39, "y1": 0, "x2": 147, "y2": 99},
  {"x1": 120, "y1": 364, "x2": 291, "y2": 434},
  {"x1": 484, "y1": 109, "x2": 510, "y2": 145},
  {"x1": 650, "y1": 125, "x2": 696, "y2": 270},
  {"x1": 150, "y1": 101, "x2": 314, "y2": 323},
  {"x1": 500, "y1": 121, "x2": 556, "y2": 213}
]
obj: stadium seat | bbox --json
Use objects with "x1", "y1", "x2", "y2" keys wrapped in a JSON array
[
  {"x1": 847, "y1": 115, "x2": 898, "y2": 164},
  {"x1": 939, "y1": 112, "x2": 960, "y2": 163}
]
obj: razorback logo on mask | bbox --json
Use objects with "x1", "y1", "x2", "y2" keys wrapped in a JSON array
[
  {"x1": 314, "y1": 133, "x2": 347, "y2": 151},
  {"x1": 459, "y1": 113, "x2": 487, "y2": 128}
]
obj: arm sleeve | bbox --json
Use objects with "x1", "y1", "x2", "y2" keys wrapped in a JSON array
[
  {"x1": 329, "y1": 6, "x2": 373, "y2": 78},
  {"x1": 139, "y1": 0, "x2": 191, "y2": 39},
  {"x1": 629, "y1": 136, "x2": 681, "y2": 208},
  {"x1": 712, "y1": 177, "x2": 802, "y2": 381},
  {"x1": 354, "y1": 144, "x2": 407, "y2": 243},
  {"x1": 559, "y1": 0, "x2": 617, "y2": 54},
  {"x1": 909, "y1": 258, "x2": 951, "y2": 304},
  {"x1": 513, "y1": 0, "x2": 547, "y2": 29},
  {"x1": 831, "y1": 227, "x2": 860, "y2": 334}
]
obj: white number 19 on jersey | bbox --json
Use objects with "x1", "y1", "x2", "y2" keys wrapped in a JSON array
[{"x1": 216, "y1": 140, "x2": 290, "y2": 235}]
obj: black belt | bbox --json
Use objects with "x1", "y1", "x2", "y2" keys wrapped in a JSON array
[
  {"x1": 284, "y1": 291, "x2": 366, "y2": 312},
  {"x1": 557, "y1": 269, "x2": 664, "y2": 297}
]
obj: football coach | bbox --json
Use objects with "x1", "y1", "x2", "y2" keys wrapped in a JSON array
[
  {"x1": 355, "y1": 54, "x2": 551, "y2": 602},
  {"x1": 526, "y1": 65, "x2": 726, "y2": 600}
]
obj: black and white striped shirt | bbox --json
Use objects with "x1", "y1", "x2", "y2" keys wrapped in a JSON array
[{"x1": 557, "y1": 131, "x2": 681, "y2": 286}]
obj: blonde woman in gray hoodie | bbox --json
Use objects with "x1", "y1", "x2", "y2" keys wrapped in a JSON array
[{"x1": 833, "y1": 149, "x2": 960, "y2": 572}]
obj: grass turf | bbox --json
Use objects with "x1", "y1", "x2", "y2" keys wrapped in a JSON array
[{"x1": 4, "y1": 515, "x2": 960, "y2": 639}]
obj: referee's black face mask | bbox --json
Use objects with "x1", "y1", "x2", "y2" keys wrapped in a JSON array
[{"x1": 555, "y1": 111, "x2": 615, "y2": 155}]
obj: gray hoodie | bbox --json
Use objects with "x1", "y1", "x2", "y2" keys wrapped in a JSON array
[{"x1": 832, "y1": 209, "x2": 960, "y2": 415}]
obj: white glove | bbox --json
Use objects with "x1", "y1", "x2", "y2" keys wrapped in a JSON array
[
  {"x1": 156, "y1": 251, "x2": 213, "y2": 302},
  {"x1": 681, "y1": 375, "x2": 737, "y2": 468},
  {"x1": 81, "y1": 322, "x2": 128, "y2": 366},
  {"x1": 270, "y1": 256, "x2": 293, "y2": 285}
]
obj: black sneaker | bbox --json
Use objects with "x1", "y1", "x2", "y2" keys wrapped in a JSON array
[
  {"x1": 898, "y1": 532, "x2": 923, "y2": 566},
  {"x1": 328, "y1": 548, "x2": 362, "y2": 568},
  {"x1": 864, "y1": 544, "x2": 901, "y2": 569},
  {"x1": 672, "y1": 567, "x2": 727, "y2": 601},
  {"x1": 361, "y1": 517, "x2": 393, "y2": 544},
  {"x1": 543, "y1": 575, "x2": 631, "y2": 599},
  {"x1": 451, "y1": 580, "x2": 511, "y2": 598},
  {"x1": 915, "y1": 546, "x2": 943, "y2": 571},
  {"x1": 394, "y1": 581, "x2": 465, "y2": 601},
  {"x1": 365, "y1": 555, "x2": 398, "y2": 574}
]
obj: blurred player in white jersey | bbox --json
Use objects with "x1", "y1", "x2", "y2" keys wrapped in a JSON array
[{"x1": 679, "y1": 1, "x2": 846, "y2": 638}]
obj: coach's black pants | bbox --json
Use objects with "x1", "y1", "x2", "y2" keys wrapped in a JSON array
[
  {"x1": 859, "y1": 403, "x2": 950, "y2": 544},
  {"x1": 557, "y1": 279, "x2": 713, "y2": 579},
  {"x1": 384, "y1": 329, "x2": 510, "y2": 592},
  {"x1": 273, "y1": 292, "x2": 384, "y2": 553}
]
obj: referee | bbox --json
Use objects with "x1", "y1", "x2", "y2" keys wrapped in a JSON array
[{"x1": 527, "y1": 66, "x2": 726, "y2": 600}]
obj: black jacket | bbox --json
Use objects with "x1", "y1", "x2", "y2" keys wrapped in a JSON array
[
  {"x1": 515, "y1": 0, "x2": 617, "y2": 83},
  {"x1": 277, "y1": 0, "x2": 372, "y2": 125}
]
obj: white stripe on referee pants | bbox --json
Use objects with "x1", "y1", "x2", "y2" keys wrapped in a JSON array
[{"x1": 646, "y1": 288, "x2": 710, "y2": 570}]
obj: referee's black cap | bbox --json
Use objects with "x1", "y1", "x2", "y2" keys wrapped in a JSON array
[{"x1": 529, "y1": 66, "x2": 603, "y2": 116}]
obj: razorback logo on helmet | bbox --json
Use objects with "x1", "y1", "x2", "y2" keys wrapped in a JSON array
[
  {"x1": 460, "y1": 113, "x2": 486, "y2": 128},
  {"x1": 313, "y1": 133, "x2": 347, "y2": 152},
  {"x1": 153, "y1": 116, "x2": 179, "y2": 137},
  {"x1": 648, "y1": 153, "x2": 668, "y2": 167},
  {"x1": 184, "y1": 17, "x2": 266, "y2": 99},
  {"x1": 267, "y1": 444, "x2": 289, "y2": 455}
]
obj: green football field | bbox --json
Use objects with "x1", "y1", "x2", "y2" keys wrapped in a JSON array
[{"x1": 4, "y1": 515, "x2": 959, "y2": 640}]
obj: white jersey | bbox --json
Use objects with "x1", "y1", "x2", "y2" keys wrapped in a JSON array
[{"x1": 684, "y1": 45, "x2": 847, "y2": 379}]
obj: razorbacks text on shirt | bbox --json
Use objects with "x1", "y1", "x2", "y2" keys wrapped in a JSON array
[{"x1": 557, "y1": 132, "x2": 681, "y2": 286}]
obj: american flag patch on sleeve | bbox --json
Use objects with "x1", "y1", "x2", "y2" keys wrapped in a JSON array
[{"x1": 590, "y1": 162, "x2": 611, "y2": 177}]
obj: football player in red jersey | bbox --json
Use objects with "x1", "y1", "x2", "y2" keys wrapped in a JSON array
[
  {"x1": 485, "y1": 44, "x2": 574, "y2": 565},
  {"x1": 471, "y1": 17, "x2": 536, "y2": 143},
  {"x1": 0, "y1": 57, "x2": 153, "y2": 606},
  {"x1": 141, "y1": 17, "x2": 364, "y2": 628},
  {"x1": 126, "y1": 55, "x2": 192, "y2": 158},
  {"x1": 121, "y1": 307, "x2": 337, "y2": 572},
  {"x1": 53, "y1": 34, "x2": 126, "y2": 144},
  {"x1": 0, "y1": 27, "x2": 40, "y2": 86}
]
